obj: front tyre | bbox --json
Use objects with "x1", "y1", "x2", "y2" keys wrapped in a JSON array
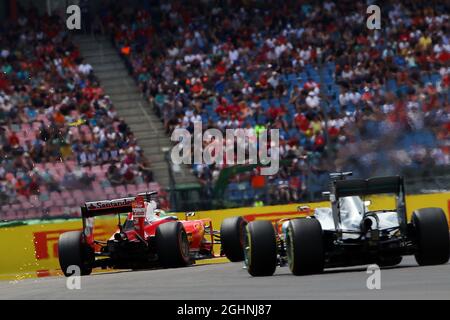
[
  {"x1": 286, "y1": 218, "x2": 324, "y2": 275},
  {"x1": 221, "y1": 216, "x2": 247, "y2": 262},
  {"x1": 58, "y1": 231, "x2": 94, "y2": 277},
  {"x1": 413, "y1": 208, "x2": 450, "y2": 266},
  {"x1": 156, "y1": 222, "x2": 190, "y2": 268},
  {"x1": 245, "y1": 220, "x2": 277, "y2": 277}
]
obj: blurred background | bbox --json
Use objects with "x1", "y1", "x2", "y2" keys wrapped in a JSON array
[{"x1": 0, "y1": 0, "x2": 448, "y2": 220}]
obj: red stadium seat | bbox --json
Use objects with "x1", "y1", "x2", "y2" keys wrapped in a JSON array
[
  {"x1": 25, "y1": 208, "x2": 40, "y2": 219},
  {"x1": 39, "y1": 185, "x2": 48, "y2": 194},
  {"x1": 72, "y1": 190, "x2": 84, "y2": 201},
  {"x1": 32, "y1": 122, "x2": 41, "y2": 130},
  {"x1": 64, "y1": 161, "x2": 77, "y2": 173},
  {"x1": 93, "y1": 190, "x2": 106, "y2": 200},
  {"x1": 43, "y1": 201, "x2": 53, "y2": 209},
  {"x1": 34, "y1": 163, "x2": 46, "y2": 171},
  {"x1": 22, "y1": 202, "x2": 33, "y2": 210},
  {"x1": 50, "y1": 192, "x2": 61, "y2": 200},
  {"x1": 61, "y1": 191, "x2": 71, "y2": 199},
  {"x1": 49, "y1": 206, "x2": 62, "y2": 217},
  {"x1": 148, "y1": 182, "x2": 161, "y2": 193},
  {"x1": 104, "y1": 187, "x2": 115, "y2": 196},
  {"x1": 126, "y1": 184, "x2": 138, "y2": 195},
  {"x1": 115, "y1": 185, "x2": 126, "y2": 195},
  {"x1": 54, "y1": 162, "x2": 65, "y2": 172},
  {"x1": 17, "y1": 195, "x2": 28, "y2": 203},
  {"x1": 53, "y1": 199, "x2": 65, "y2": 207},
  {"x1": 64, "y1": 197, "x2": 76, "y2": 206},
  {"x1": 30, "y1": 196, "x2": 41, "y2": 206},
  {"x1": 4, "y1": 212, "x2": 16, "y2": 221}
]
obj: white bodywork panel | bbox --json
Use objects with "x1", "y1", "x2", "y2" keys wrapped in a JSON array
[{"x1": 314, "y1": 196, "x2": 400, "y2": 233}]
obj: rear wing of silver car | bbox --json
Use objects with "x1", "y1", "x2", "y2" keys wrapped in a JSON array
[
  {"x1": 329, "y1": 174, "x2": 408, "y2": 237},
  {"x1": 334, "y1": 176, "x2": 404, "y2": 198}
]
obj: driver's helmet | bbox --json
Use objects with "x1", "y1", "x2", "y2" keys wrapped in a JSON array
[
  {"x1": 144, "y1": 200, "x2": 159, "y2": 221},
  {"x1": 154, "y1": 209, "x2": 166, "y2": 217}
]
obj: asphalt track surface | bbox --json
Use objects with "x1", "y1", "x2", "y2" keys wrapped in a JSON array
[{"x1": 0, "y1": 256, "x2": 449, "y2": 300}]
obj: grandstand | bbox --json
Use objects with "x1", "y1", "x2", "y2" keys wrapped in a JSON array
[
  {"x1": 105, "y1": 0, "x2": 449, "y2": 207},
  {"x1": 0, "y1": 3, "x2": 165, "y2": 220},
  {"x1": 0, "y1": 0, "x2": 449, "y2": 219}
]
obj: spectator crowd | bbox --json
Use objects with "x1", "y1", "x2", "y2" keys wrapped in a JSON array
[
  {"x1": 1, "y1": 0, "x2": 449, "y2": 219},
  {"x1": 0, "y1": 9, "x2": 157, "y2": 219},
  {"x1": 99, "y1": 0, "x2": 448, "y2": 204}
]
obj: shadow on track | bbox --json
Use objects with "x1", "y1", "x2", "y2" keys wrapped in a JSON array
[{"x1": 270, "y1": 261, "x2": 428, "y2": 278}]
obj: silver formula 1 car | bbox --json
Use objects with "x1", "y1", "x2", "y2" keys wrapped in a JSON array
[{"x1": 222, "y1": 172, "x2": 450, "y2": 276}]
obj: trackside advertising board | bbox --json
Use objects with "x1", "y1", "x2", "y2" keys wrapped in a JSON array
[{"x1": 0, "y1": 192, "x2": 449, "y2": 280}]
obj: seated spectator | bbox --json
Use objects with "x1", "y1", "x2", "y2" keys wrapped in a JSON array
[
  {"x1": 62, "y1": 168, "x2": 80, "y2": 190},
  {"x1": 107, "y1": 164, "x2": 123, "y2": 186},
  {"x1": 103, "y1": 0, "x2": 449, "y2": 207}
]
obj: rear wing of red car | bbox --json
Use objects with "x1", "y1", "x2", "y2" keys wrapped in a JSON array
[
  {"x1": 81, "y1": 197, "x2": 134, "y2": 218},
  {"x1": 80, "y1": 191, "x2": 157, "y2": 244},
  {"x1": 80, "y1": 191, "x2": 158, "y2": 218}
]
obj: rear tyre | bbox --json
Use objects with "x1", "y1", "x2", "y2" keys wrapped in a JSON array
[
  {"x1": 413, "y1": 208, "x2": 450, "y2": 266},
  {"x1": 58, "y1": 231, "x2": 94, "y2": 277},
  {"x1": 286, "y1": 218, "x2": 324, "y2": 275},
  {"x1": 221, "y1": 216, "x2": 247, "y2": 262},
  {"x1": 245, "y1": 220, "x2": 277, "y2": 277},
  {"x1": 156, "y1": 222, "x2": 190, "y2": 268}
]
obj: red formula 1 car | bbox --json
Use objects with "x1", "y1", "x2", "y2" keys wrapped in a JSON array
[{"x1": 58, "y1": 192, "x2": 244, "y2": 276}]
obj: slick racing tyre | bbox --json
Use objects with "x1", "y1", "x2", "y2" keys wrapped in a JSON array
[
  {"x1": 412, "y1": 208, "x2": 450, "y2": 266},
  {"x1": 221, "y1": 216, "x2": 247, "y2": 262},
  {"x1": 245, "y1": 220, "x2": 277, "y2": 277},
  {"x1": 286, "y1": 218, "x2": 324, "y2": 276},
  {"x1": 58, "y1": 231, "x2": 94, "y2": 277},
  {"x1": 156, "y1": 222, "x2": 190, "y2": 268}
]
